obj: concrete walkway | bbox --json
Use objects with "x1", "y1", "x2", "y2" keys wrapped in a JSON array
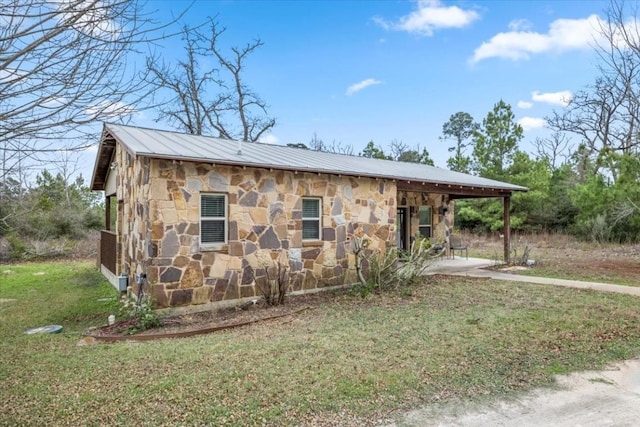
[{"x1": 426, "y1": 256, "x2": 640, "y2": 296}]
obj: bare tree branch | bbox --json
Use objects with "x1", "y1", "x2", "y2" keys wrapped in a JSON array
[
  {"x1": 545, "y1": 0, "x2": 640, "y2": 181},
  {"x1": 146, "y1": 17, "x2": 275, "y2": 141},
  {"x1": 0, "y1": 0, "x2": 184, "y2": 181},
  {"x1": 532, "y1": 131, "x2": 572, "y2": 169}
]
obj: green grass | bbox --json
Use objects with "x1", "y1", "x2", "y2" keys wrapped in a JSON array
[{"x1": 2, "y1": 262, "x2": 640, "y2": 426}]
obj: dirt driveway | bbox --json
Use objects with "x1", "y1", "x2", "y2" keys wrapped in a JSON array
[{"x1": 386, "y1": 358, "x2": 640, "y2": 426}]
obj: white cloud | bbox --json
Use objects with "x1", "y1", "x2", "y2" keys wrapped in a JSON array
[
  {"x1": 84, "y1": 144, "x2": 99, "y2": 153},
  {"x1": 55, "y1": 0, "x2": 120, "y2": 39},
  {"x1": 0, "y1": 68, "x2": 26, "y2": 83},
  {"x1": 508, "y1": 19, "x2": 533, "y2": 32},
  {"x1": 518, "y1": 116, "x2": 546, "y2": 131},
  {"x1": 260, "y1": 134, "x2": 278, "y2": 144},
  {"x1": 517, "y1": 100, "x2": 533, "y2": 109},
  {"x1": 374, "y1": 0, "x2": 479, "y2": 36},
  {"x1": 471, "y1": 14, "x2": 602, "y2": 63},
  {"x1": 346, "y1": 78, "x2": 382, "y2": 96},
  {"x1": 40, "y1": 96, "x2": 67, "y2": 108},
  {"x1": 85, "y1": 101, "x2": 135, "y2": 119},
  {"x1": 532, "y1": 90, "x2": 573, "y2": 106}
]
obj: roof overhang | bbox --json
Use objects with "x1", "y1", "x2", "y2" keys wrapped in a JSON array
[
  {"x1": 90, "y1": 123, "x2": 529, "y2": 198},
  {"x1": 90, "y1": 125, "x2": 117, "y2": 191},
  {"x1": 396, "y1": 179, "x2": 520, "y2": 198}
]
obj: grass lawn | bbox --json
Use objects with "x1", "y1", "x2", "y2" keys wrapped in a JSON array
[{"x1": 2, "y1": 261, "x2": 640, "y2": 426}]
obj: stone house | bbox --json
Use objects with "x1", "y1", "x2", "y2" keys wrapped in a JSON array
[{"x1": 91, "y1": 124, "x2": 527, "y2": 308}]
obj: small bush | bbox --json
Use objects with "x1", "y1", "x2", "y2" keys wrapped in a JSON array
[
  {"x1": 257, "y1": 261, "x2": 290, "y2": 306},
  {"x1": 247, "y1": 251, "x2": 294, "y2": 306},
  {"x1": 6, "y1": 232, "x2": 28, "y2": 261},
  {"x1": 510, "y1": 238, "x2": 534, "y2": 266},
  {"x1": 118, "y1": 289, "x2": 162, "y2": 334},
  {"x1": 355, "y1": 236, "x2": 437, "y2": 297}
]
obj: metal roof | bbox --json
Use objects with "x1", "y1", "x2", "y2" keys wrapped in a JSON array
[{"x1": 92, "y1": 123, "x2": 528, "y2": 193}]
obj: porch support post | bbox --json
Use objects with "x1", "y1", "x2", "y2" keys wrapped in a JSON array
[{"x1": 503, "y1": 195, "x2": 511, "y2": 263}]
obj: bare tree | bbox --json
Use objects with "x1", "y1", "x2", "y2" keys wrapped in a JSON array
[
  {"x1": 306, "y1": 132, "x2": 354, "y2": 154},
  {"x1": 546, "y1": 75, "x2": 638, "y2": 179},
  {"x1": 146, "y1": 18, "x2": 275, "y2": 141},
  {"x1": 389, "y1": 140, "x2": 434, "y2": 165},
  {"x1": 532, "y1": 131, "x2": 572, "y2": 169},
  {"x1": 0, "y1": 0, "x2": 180, "y2": 180},
  {"x1": 547, "y1": 0, "x2": 640, "y2": 180},
  {"x1": 308, "y1": 132, "x2": 325, "y2": 151}
]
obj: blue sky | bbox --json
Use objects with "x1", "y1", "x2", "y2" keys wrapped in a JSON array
[{"x1": 83, "y1": 0, "x2": 613, "y2": 177}]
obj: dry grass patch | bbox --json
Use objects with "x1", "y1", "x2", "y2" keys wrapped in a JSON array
[{"x1": 465, "y1": 232, "x2": 640, "y2": 286}]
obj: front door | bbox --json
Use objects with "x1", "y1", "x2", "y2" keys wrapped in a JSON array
[{"x1": 396, "y1": 207, "x2": 409, "y2": 251}]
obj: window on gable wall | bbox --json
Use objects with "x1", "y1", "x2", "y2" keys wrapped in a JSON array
[
  {"x1": 302, "y1": 198, "x2": 321, "y2": 240},
  {"x1": 418, "y1": 206, "x2": 432, "y2": 238},
  {"x1": 201, "y1": 194, "x2": 227, "y2": 245}
]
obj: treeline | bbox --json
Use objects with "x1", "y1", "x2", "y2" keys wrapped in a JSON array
[
  {"x1": 0, "y1": 170, "x2": 103, "y2": 260},
  {"x1": 438, "y1": 1, "x2": 640, "y2": 243},
  {"x1": 440, "y1": 102, "x2": 640, "y2": 243},
  {"x1": 302, "y1": 96, "x2": 640, "y2": 243}
]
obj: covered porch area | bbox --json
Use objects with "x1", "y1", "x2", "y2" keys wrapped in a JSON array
[{"x1": 395, "y1": 180, "x2": 516, "y2": 263}]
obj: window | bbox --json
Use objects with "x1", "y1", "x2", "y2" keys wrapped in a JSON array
[
  {"x1": 418, "y1": 206, "x2": 432, "y2": 238},
  {"x1": 201, "y1": 194, "x2": 227, "y2": 245},
  {"x1": 302, "y1": 198, "x2": 321, "y2": 240}
]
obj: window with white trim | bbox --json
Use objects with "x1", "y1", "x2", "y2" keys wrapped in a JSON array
[
  {"x1": 302, "y1": 198, "x2": 321, "y2": 240},
  {"x1": 200, "y1": 194, "x2": 227, "y2": 245},
  {"x1": 418, "y1": 206, "x2": 432, "y2": 238}
]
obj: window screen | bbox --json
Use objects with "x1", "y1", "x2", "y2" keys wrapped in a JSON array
[
  {"x1": 201, "y1": 194, "x2": 226, "y2": 244},
  {"x1": 302, "y1": 198, "x2": 321, "y2": 240},
  {"x1": 418, "y1": 206, "x2": 432, "y2": 238}
]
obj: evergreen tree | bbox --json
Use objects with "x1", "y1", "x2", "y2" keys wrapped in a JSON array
[
  {"x1": 441, "y1": 111, "x2": 478, "y2": 173},
  {"x1": 360, "y1": 141, "x2": 391, "y2": 160},
  {"x1": 472, "y1": 100, "x2": 523, "y2": 180}
]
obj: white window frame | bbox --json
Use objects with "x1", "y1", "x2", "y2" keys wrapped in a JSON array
[
  {"x1": 302, "y1": 197, "x2": 322, "y2": 241},
  {"x1": 200, "y1": 193, "x2": 228, "y2": 248},
  {"x1": 418, "y1": 206, "x2": 432, "y2": 238}
]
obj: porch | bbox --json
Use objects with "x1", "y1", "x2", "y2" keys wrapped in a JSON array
[
  {"x1": 97, "y1": 229, "x2": 118, "y2": 288},
  {"x1": 396, "y1": 181, "x2": 515, "y2": 263}
]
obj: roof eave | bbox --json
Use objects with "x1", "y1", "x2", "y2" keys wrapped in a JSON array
[{"x1": 134, "y1": 152, "x2": 528, "y2": 194}]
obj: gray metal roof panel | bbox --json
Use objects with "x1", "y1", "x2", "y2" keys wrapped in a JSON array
[{"x1": 104, "y1": 123, "x2": 528, "y2": 192}]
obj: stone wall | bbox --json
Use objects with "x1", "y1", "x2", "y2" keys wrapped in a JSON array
[
  {"x1": 132, "y1": 157, "x2": 397, "y2": 307},
  {"x1": 397, "y1": 190, "x2": 454, "y2": 245},
  {"x1": 115, "y1": 144, "x2": 152, "y2": 286}
]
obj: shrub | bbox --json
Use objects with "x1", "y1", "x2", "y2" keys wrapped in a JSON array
[
  {"x1": 256, "y1": 261, "x2": 290, "y2": 306},
  {"x1": 118, "y1": 289, "x2": 162, "y2": 334},
  {"x1": 354, "y1": 236, "x2": 437, "y2": 297},
  {"x1": 6, "y1": 232, "x2": 27, "y2": 261}
]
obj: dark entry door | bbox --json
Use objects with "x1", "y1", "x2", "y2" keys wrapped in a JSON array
[{"x1": 396, "y1": 207, "x2": 409, "y2": 251}]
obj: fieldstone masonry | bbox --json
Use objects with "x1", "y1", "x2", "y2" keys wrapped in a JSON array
[
  {"x1": 111, "y1": 141, "x2": 455, "y2": 308},
  {"x1": 116, "y1": 152, "x2": 401, "y2": 307},
  {"x1": 397, "y1": 190, "x2": 453, "y2": 245}
]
